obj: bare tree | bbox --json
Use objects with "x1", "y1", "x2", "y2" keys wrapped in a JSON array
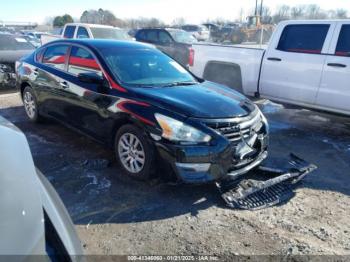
[
  {"x1": 305, "y1": 4, "x2": 327, "y2": 19},
  {"x1": 171, "y1": 17, "x2": 186, "y2": 26},
  {"x1": 260, "y1": 6, "x2": 272, "y2": 24},
  {"x1": 238, "y1": 8, "x2": 245, "y2": 23},
  {"x1": 335, "y1": 9, "x2": 348, "y2": 18},
  {"x1": 43, "y1": 16, "x2": 54, "y2": 26},
  {"x1": 124, "y1": 17, "x2": 165, "y2": 29},
  {"x1": 80, "y1": 8, "x2": 125, "y2": 27},
  {"x1": 290, "y1": 6, "x2": 305, "y2": 19},
  {"x1": 273, "y1": 5, "x2": 290, "y2": 23}
]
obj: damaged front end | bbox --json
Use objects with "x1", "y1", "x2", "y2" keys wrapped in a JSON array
[
  {"x1": 216, "y1": 154, "x2": 317, "y2": 210},
  {"x1": 0, "y1": 63, "x2": 16, "y2": 89}
]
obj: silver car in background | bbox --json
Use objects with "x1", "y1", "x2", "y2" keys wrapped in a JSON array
[{"x1": 0, "y1": 116, "x2": 83, "y2": 260}]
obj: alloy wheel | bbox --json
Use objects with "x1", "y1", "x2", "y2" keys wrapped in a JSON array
[
  {"x1": 23, "y1": 91, "x2": 36, "y2": 119},
  {"x1": 118, "y1": 133, "x2": 146, "y2": 173}
]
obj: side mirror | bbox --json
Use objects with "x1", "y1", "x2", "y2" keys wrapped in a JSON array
[{"x1": 78, "y1": 72, "x2": 104, "y2": 84}]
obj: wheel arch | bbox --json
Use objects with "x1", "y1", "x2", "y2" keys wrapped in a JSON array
[
  {"x1": 20, "y1": 81, "x2": 32, "y2": 98},
  {"x1": 109, "y1": 114, "x2": 151, "y2": 146},
  {"x1": 203, "y1": 61, "x2": 243, "y2": 93}
]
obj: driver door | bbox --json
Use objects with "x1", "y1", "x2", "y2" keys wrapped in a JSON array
[{"x1": 61, "y1": 45, "x2": 112, "y2": 140}]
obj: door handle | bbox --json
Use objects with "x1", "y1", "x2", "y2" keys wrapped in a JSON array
[
  {"x1": 267, "y1": 57, "x2": 282, "y2": 62},
  {"x1": 327, "y1": 63, "x2": 347, "y2": 68},
  {"x1": 59, "y1": 81, "x2": 69, "y2": 89}
]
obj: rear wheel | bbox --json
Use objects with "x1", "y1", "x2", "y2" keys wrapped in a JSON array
[
  {"x1": 23, "y1": 86, "x2": 42, "y2": 122},
  {"x1": 115, "y1": 124, "x2": 155, "y2": 180}
]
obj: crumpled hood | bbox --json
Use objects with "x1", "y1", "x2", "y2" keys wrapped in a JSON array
[{"x1": 134, "y1": 81, "x2": 256, "y2": 118}]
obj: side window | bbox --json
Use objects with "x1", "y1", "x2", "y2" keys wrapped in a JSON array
[
  {"x1": 42, "y1": 45, "x2": 69, "y2": 70},
  {"x1": 146, "y1": 30, "x2": 158, "y2": 43},
  {"x1": 68, "y1": 46, "x2": 102, "y2": 76},
  {"x1": 277, "y1": 24, "x2": 330, "y2": 54},
  {"x1": 159, "y1": 31, "x2": 172, "y2": 44},
  {"x1": 77, "y1": 27, "x2": 90, "y2": 39},
  {"x1": 64, "y1": 26, "x2": 76, "y2": 38},
  {"x1": 136, "y1": 31, "x2": 146, "y2": 41},
  {"x1": 335, "y1": 25, "x2": 350, "y2": 56}
]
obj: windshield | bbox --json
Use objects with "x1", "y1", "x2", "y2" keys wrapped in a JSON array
[
  {"x1": 0, "y1": 35, "x2": 35, "y2": 51},
  {"x1": 90, "y1": 27, "x2": 131, "y2": 40},
  {"x1": 168, "y1": 30, "x2": 197, "y2": 44},
  {"x1": 100, "y1": 48, "x2": 196, "y2": 87}
]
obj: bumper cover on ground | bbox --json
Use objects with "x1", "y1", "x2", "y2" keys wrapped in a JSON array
[{"x1": 216, "y1": 154, "x2": 317, "y2": 210}]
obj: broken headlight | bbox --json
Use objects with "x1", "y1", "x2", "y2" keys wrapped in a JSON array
[
  {"x1": 155, "y1": 113, "x2": 211, "y2": 144},
  {"x1": 258, "y1": 107, "x2": 269, "y2": 134}
]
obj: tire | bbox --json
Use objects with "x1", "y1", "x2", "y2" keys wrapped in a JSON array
[
  {"x1": 115, "y1": 124, "x2": 155, "y2": 180},
  {"x1": 22, "y1": 86, "x2": 42, "y2": 123}
]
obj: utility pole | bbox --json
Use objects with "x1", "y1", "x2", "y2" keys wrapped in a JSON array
[
  {"x1": 255, "y1": 0, "x2": 258, "y2": 16},
  {"x1": 260, "y1": 0, "x2": 264, "y2": 17}
]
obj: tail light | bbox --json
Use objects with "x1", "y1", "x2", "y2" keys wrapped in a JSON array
[{"x1": 188, "y1": 47, "x2": 194, "y2": 67}]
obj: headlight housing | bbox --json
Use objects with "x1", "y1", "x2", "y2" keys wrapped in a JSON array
[
  {"x1": 155, "y1": 113, "x2": 211, "y2": 144},
  {"x1": 257, "y1": 107, "x2": 269, "y2": 133}
]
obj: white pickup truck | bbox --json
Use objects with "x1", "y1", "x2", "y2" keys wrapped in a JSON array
[
  {"x1": 41, "y1": 23, "x2": 132, "y2": 45},
  {"x1": 190, "y1": 20, "x2": 350, "y2": 116}
]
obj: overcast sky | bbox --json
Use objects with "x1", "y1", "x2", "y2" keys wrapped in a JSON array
[{"x1": 1, "y1": 0, "x2": 350, "y2": 24}]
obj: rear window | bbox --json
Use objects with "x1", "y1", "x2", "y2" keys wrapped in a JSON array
[
  {"x1": 90, "y1": 27, "x2": 126, "y2": 39},
  {"x1": 136, "y1": 30, "x2": 147, "y2": 41},
  {"x1": 158, "y1": 31, "x2": 172, "y2": 44},
  {"x1": 277, "y1": 24, "x2": 330, "y2": 54},
  {"x1": 146, "y1": 31, "x2": 158, "y2": 43},
  {"x1": 335, "y1": 25, "x2": 350, "y2": 57},
  {"x1": 182, "y1": 25, "x2": 198, "y2": 32},
  {"x1": 168, "y1": 30, "x2": 197, "y2": 44},
  {"x1": 64, "y1": 26, "x2": 76, "y2": 38}
]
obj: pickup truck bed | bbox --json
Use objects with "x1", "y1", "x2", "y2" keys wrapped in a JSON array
[{"x1": 190, "y1": 43, "x2": 265, "y2": 96}]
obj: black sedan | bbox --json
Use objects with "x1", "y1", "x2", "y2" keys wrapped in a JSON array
[{"x1": 16, "y1": 39, "x2": 268, "y2": 183}]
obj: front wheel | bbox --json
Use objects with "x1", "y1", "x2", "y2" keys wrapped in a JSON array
[
  {"x1": 115, "y1": 124, "x2": 155, "y2": 180},
  {"x1": 23, "y1": 86, "x2": 42, "y2": 122}
]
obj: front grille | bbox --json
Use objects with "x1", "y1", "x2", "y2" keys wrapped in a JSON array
[
  {"x1": 223, "y1": 182, "x2": 294, "y2": 210},
  {"x1": 202, "y1": 109, "x2": 264, "y2": 144}
]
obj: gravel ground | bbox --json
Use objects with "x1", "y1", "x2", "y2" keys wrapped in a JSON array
[{"x1": 0, "y1": 92, "x2": 349, "y2": 257}]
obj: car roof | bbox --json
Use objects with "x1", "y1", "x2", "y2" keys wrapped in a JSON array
[
  {"x1": 279, "y1": 19, "x2": 350, "y2": 26},
  {"x1": 137, "y1": 28, "x2": 186, "y2": 33},
  {"x1": 43, "y1": 39, "x2": 156, "y2": 50},
  {"x1": 65, "y1": 23, "x2": 117, "y2": 29}
]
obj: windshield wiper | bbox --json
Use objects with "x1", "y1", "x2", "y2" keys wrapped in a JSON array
[{"x1": 160, "y1": 81, "x2": 198, "y2": 87}]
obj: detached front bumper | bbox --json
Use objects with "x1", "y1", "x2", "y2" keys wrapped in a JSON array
[
  {"x1": 216, "y1": 154, "x2": 318, "y2": 210},
  {"x1": 155, "y1": 136, "x2": 269, "y2": 184}
]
